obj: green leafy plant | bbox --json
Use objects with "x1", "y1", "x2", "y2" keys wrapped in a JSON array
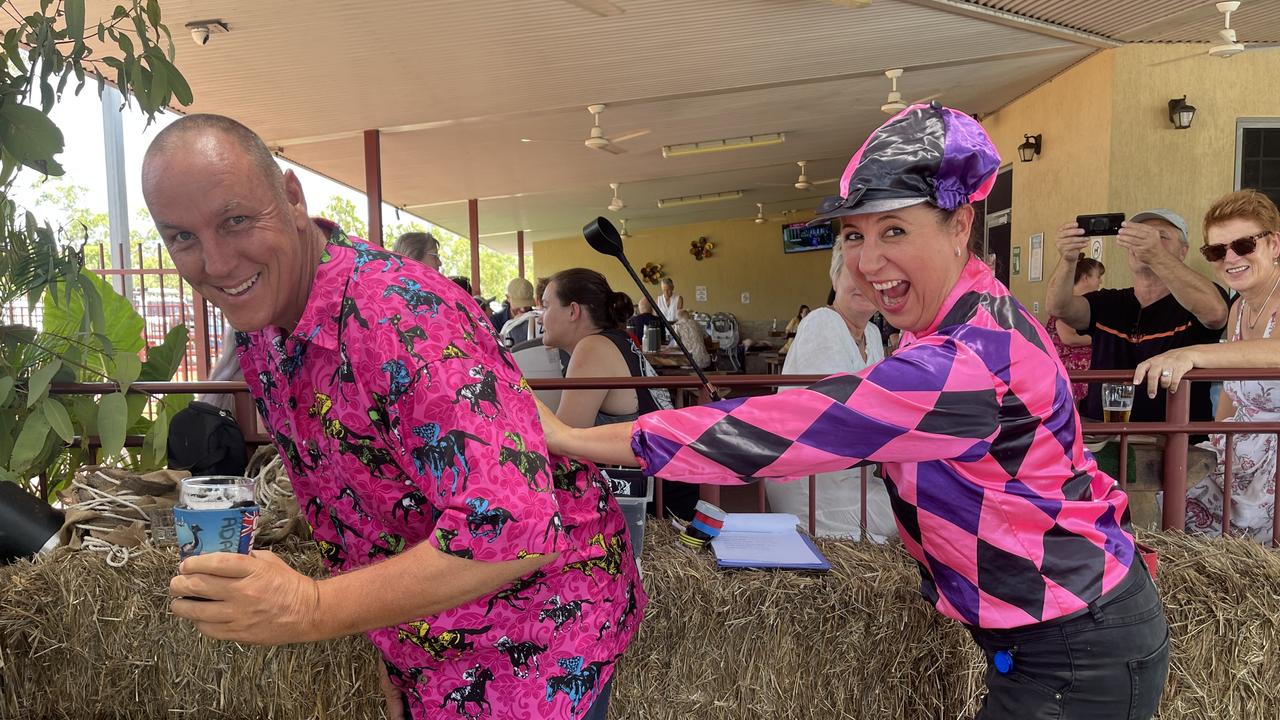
[{"x1": 0, "y1": 0, "x2": 194, "y2": 494}]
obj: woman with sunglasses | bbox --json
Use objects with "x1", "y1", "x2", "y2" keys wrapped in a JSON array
[{"x1": 1135, "y1": 189, "x2": 1280, "y2": 543}]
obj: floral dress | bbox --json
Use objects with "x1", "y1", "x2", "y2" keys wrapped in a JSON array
[
  {"x1": 1185, "y1": 306, "x2": 1280, "y2": 543},
  {"x1": 1046, "y1": 315, "x2": 1091, "y2": 403}
]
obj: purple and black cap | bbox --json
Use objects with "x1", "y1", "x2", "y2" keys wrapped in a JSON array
[{"x1": 809, "y1": 102, "x2": 1002, "y2": 226}]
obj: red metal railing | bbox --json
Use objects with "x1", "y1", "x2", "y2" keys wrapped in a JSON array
[
  {"x1": 46, "y1": 368, "x2": 1280, "y2": 547},
  {"x1": 2, "y1": 245, "x2": 221, "y2": 382}
]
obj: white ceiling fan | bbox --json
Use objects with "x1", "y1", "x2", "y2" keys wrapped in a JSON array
[
  {"x1": 754, "y1": 203, "x2": 767, "y2": 224},
  {"x1": 878, "y1": 68, "x2": 942, "y2": 115},
  {"x1": 521, "y1": 104, "x2": 650, "y2": 154},
  {"x1": 1150, "y1": 2, "x2": 1280, "y2": 65},
  {"x1": 619, "y1": 218, "x2": 632, "y2": 238},
  {"x1": 757, "y1": 161, "x2": 839, "y2": 191},
  {"x1": 607, "y1": 183, "x2": 625, "y2": 212}
]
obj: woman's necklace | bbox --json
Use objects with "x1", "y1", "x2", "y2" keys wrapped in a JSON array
[
  {"x1": 1244, "y1": 270, "x2": 1280, "y2": 330},
  {"x1": 849, "y1": 323, "x2": 867, "y2": 355}
]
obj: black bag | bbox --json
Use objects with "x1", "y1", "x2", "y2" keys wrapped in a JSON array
[{"x1": 166, "y1": 401, "x2": 249, "y2": 477}]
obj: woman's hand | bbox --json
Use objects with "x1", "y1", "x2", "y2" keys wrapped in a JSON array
[
  {"x1": 536, "y1": 396, "x2": 572, "y2": 456},
  {"x1": 1133, "y1": 347, "x2": 1199, "y2": 399}
]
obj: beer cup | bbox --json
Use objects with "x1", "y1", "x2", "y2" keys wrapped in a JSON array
[{"x1": 173, "y1": 476, "x2": 259, "y2": 559}]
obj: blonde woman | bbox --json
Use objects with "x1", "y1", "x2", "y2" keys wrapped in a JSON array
[
  {"x1": 654, "y1": 277, "x2": 683, "y2": 323},
  {"x1": 768, "y1": 245, "x2": 896, "y2": 540}
]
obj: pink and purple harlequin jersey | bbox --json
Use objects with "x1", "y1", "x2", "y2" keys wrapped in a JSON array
[
  {"x1": 237, "y1": 221, "x2": 645, "y2": 719},
  {"x1": 632, "y1": 257, "x2": 1135, "y2": 630}
]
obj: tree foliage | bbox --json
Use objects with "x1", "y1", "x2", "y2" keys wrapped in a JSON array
[
  {"x1": 0, "y1": 1, "x2": 194, "y2": 494},
  {"x1": 318, "y1": 196, "x2": 532, "y2": 302}
]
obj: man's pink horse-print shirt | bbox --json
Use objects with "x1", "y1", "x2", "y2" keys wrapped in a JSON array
[{"x1": 237, "y1": 221, "x2": 645, "y2": 719}]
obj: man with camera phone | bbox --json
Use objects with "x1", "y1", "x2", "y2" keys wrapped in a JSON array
[{"x1": 1048, "y1": 209, "x2": 1228, "y2": 423}]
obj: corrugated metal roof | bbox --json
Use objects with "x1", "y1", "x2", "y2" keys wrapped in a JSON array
[
  {"x1": 972, "y1": 0, "x2": 1280, "y2": 42},
  {"x1": 9, "y1": 0, "x2": 1106, "y2": 248}
]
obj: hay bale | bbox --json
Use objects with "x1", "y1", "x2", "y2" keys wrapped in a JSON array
[
  {"x1": 2, "y1": 526, "x2": 1278, "y2": 719},
  {"x1": 607, "y1": 526, "x2": 1280, "y2": 720},
  {"x1": 611, "y1": 524, "x2": 984, "y2": 720},
  {"x1": 0, "y1": 541, "x2": 381, "y2": 719}
]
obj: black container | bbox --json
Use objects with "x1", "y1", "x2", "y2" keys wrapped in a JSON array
[{"x1": 0, "y1": 481, "x2": 64, "y2": 563}]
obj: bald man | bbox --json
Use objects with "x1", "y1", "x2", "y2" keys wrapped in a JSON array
[{"x1": 147, "y1": 115, "x2": 643, "y2": 720}]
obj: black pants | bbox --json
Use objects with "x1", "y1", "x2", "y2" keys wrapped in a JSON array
[{"x1": 968, "y1": 561, "x2": 1169, "y2": 720}]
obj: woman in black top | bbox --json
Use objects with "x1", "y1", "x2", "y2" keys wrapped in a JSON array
[{"x1": 540, "y1": 268, "x2": 697, "y2": 518}]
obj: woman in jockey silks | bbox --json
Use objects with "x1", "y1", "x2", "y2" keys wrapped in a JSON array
[{"x1": 539, "y1": 103, "x2": 1170, "y2": 720}]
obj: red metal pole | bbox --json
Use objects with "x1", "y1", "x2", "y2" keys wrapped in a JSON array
[
  {"x1": 695, "y1": 385, "x2": 721, "y2": 510},
  {"x1": 1222, "y1": 434, "x2": 1233, "y2": 537},
  {"x1": 756, "y1": 481, "x2": 767, "y2": 512},
  {"x1": 469, "y1": 198, "x2": 481, "y2": 296},
  {"x1": 364, "y1": 129, "x2": 383, "y2": 247},
  {"x1": 517, "y1": 230, "x2": 526, "y2": 280},
  {"x1": 157, "y1": 247, "x2": 169, "y2": 341},
  {"x1": 1161, "y1": 385, "x2": 1191, "y2": 531},
  {"x1": 1273, "y1": 437, "x2": 1280, "y2": 548},
  {"x1": 192, "y1": 291, "x2": 211, "y2": 380},
  {"x1": 807, "y1": 475, "x2": 817, "y2": 536},
  {"x1": 860, "y1": 465, "x2": 869, "y2": 540},
  {"x1": 1118, "y1": 435, "x2": 1129, "y2": 488}
]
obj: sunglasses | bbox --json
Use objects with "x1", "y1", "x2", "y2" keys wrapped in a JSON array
[{"x1": 1200, "y1": 230, "x2": 1273, "y2": 262}]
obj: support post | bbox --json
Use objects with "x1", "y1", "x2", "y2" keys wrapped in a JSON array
[
  {"x1": 363, "y1": 130, "x2": 383, "y2": 246},
  {"x1": 469, "y1": 198, "x2": 481, "y2": 296},
  {"x1": 517, "y1": 230, "x2": 526, "y2": 280},
  {"x1": 101, "y1": 86, "x2": 131, "y2": 300}
]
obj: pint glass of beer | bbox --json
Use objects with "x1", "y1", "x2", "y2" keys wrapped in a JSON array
[
  {"x1": 173, "y1": 476, "x2": 259, "y2": 559},
  {"x1": 1101, "y1": 383, "x2": 1135, "y2": 424}
]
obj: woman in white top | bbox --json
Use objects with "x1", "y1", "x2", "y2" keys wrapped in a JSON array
[
  {"x1": 767, "y1": 244, "x2": 898, "y2": 541},
  {"x1": 655, "y1": 277, "x2": 683, "y2": 323}
]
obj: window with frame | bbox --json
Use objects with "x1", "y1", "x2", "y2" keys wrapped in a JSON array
[{"x1": 1237, "y1": 123, "x2": 1280, "y2": 208}]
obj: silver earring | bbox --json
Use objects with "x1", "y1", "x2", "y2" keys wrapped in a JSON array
[{"x1": 955, "y1": 247, "x2": 962, "y2": 257}]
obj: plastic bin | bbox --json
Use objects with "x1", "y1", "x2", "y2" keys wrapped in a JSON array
[
  {"x1": 615, "y1": 496, "x2": 647, "y2": 559},
  {"x1": 601, "y1": 468, "x2": 652, "y2": 559}
]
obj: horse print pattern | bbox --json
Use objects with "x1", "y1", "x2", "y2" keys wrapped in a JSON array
[{"x1": 235, "y1": 221, "x2": 644, "y2": 719}]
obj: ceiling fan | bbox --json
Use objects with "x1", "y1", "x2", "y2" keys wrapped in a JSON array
[
  {"x1": 754, "y1": 201, "x2": 813, "y2": 224},
  {"x1": 619, "y1": 218, "x2": 632, "y2": 238},
  {"x1": 521, "y1": 104, "x2": 650, "y2": 154},
  {"x1": 758, "y1": 161, "x2": 839, "y2": 191},
  {"x1": 878, "y1": 68, "x2": 942, "y2": 115},
  {"x1": 608, "y1": 183, "x2": 625, "y2": 212},
  {"x1": 1150, "y1": 2, "x2": 1280, "y2": 65}
]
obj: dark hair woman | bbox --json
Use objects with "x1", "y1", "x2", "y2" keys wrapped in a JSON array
[{"x1": 540, "y1": 268, "x2": 697, "y2": 519}]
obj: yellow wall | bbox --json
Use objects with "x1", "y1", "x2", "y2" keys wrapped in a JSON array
[
  {"x1": 984, "y1": 45, "x2": 1280, "y2": 318},
  {"x1": 532, "y1": 216, "x2": 835, "y2": 325},
  {"x1": 982, "y1": 51, "x2": 1115, "y2": 316},
  {"x1": 538, "y1": 46, "x2": 1280, "y2": 324},
  {"x1": 1108, "y1": 43, "x2": 1280, "y2": 284}
]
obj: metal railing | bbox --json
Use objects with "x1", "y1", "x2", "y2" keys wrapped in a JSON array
[
  {"x1": 2, "y1": 244, "x2": 223, "y2": 382},
  {"x1": 43, "y1": 368, "x2": 1280, "y2": 547}
]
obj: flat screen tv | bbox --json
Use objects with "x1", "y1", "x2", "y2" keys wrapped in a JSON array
[{"x1": 783, "y1": 221, "x2": 837, "y2": 254}]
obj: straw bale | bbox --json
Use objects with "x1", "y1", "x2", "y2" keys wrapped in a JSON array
[
  {"x1": 0, "y1": 540, "x2": 382, "y2": 719},
  {"x1": 1, "y1": 524, "x2": 1278, "y2": 719}
]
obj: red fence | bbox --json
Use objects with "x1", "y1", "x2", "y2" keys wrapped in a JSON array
[
  {"x1": 47, "y1": 368, "x2": 1280, "y2": 547},
  {"x1": 1, "y1": 244, "x2": 223, "y2": 382}
]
